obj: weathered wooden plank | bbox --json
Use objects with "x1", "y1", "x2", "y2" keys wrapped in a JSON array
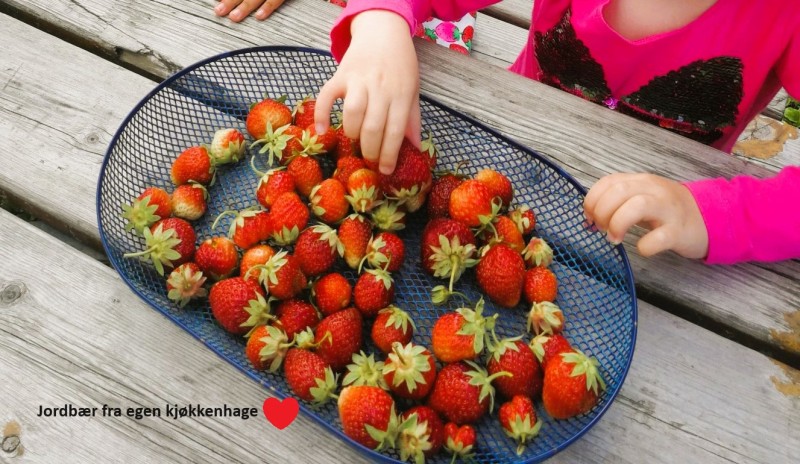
[
  {"x1": 1, "y1": 3, "x2": 799, "y2": 361},
  {"x1": 2, "y1": 207, "x2": 797, "y2": 462},
  {"x1": 483, "y1": 0, "x2": 533, "y2": 29}
]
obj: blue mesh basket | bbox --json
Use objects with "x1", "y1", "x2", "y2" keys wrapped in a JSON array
[{"x1": 97, "y1": 46, "x2": 637, "y2": 464}]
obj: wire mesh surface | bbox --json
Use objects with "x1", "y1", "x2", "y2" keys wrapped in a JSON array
[{"x1": 97, "y1": 47, "x2": 637, "y2": 464}]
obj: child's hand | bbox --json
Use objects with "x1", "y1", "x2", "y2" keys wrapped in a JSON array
[
  {"x1": 584, "y1": 173, "x2": 709, "y2": 259},
  {"x1": 214, "y1": 0, "x2": 285, "y2": 22},
  {"x1": 315, "y1": 10, "x2": 422, "y2": 174}
]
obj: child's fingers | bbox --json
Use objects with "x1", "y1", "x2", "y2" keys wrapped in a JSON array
[
  {"x1": 358, "y1": 94, "x2": 390, "y2": 163},
  {"x1": 229, "y1": 0, "x2": 267, "y2": 22},
  {"x1": 636, "y1": 226, "x2": 675, "y2": 257},
  {"x1": 583, "y1": 173, "x2": 629, "y2": 224},
  {"x1": 316, "y1": 77, "x2": 346, "y2": 134},
  {"x1": 378, "y1": 101, "x2": 410, "y2": 174},
  {"x1": 404, "y1": 95, "x2": 422, "y2": 149},
  {"x1": 214, "y1": 0, "x2": 242, "y2": 17},
  {"x1": 588, "y1": 180, "x2": 647, "y2": 233},
  {"x1": 341, "y1": 84, "x2": 367, "y2": 140},
  {"x1": 605, "y1": 194, "x2": 658, "y2": 244},
  {"x1": 255, "y1": 0, "x2": 284, "y2": 20}
]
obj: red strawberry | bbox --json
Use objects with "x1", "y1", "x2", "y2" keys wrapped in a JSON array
[
  {"x1": 304, "y1": 123, "x2": 338, "y2": 154},
  {"x1": 337, "y1": 385, "x2": 399, "y2": 449},
  {"x1": 398, "y1": 406, "x2": 445, "y2": 462},
  {"x1": 523, "y1": 266, "x2": 558, "y2": 304},
  {"x1": 379, "y1": 143, "x2": 432, "y2": 212},
  {"x1": 333, "y1": 124, "x2": 361, "y2": 159},
  {"x1": 487, "y1": 338, "x2": 543, "y2": 399},
  {"x1": 170, "y1": 182, "x2": 208, "y2": 221},
  {"x1": 195, "y1": 236, "x2": 239, "y2": 280},
  {"x1": 121, "y1": 187, "x2": 172, "y2": 235},
  {"x1": 371, "y1": 305, "x2": 415, "y2": 354},
  {"x1": 542, "y1": 350, "x2": 606, "y2": 419},
  {"x1": 214, "y1": 209, "x2": 271, "y2": 250},
  {"x1": 246, "y1": 96, "x2": 293, "y2": 140},
  {"x1": 245, "y1": 325, "x2": 291, "y2": 372},
  {"x1": 275, "y1": 298, "x2": 320, "y2": 341},
  {"x1": 444, "y1": 423, "x2": 476, "y2": 461},
  {"x1": 310, "y1": 178, "x2": 349, "y2": 224},
  {"x1": 269, "y1": 192, "x2": 309, "y2": 246},
  {"x1": 283, "y1": 348, "x2": 338, "y2": 403},
  {"x1": 427, "y1": 361, "x2": 508, "y2": 425},
  {"x1": 166, "y1": 262, "x2": 207, "y2": 307},
  {"x1": 338, "y1": 214, "x2": 373, "y2": 269},
  {"x1": 253, "y1": 165, "x2": 295, "y2": 209},
  {"x1": 509, "y1": 205, "x2": 536, "y2": 236},
  {"x1": 475, "y1": 168, "x2": 513, "y2": 209},
  {"x1": 427, "y1": 173, "x2": 463, "y2": 219},
  {"x1": 522, "y1": 237, "x2": 553, "y2": 268},
  {"x1": 312, "y1": 273, "x2": 352, "y2": 316},
  {"x1": 315, "y1": 307, "x2": 363, "y2": 371},
  {"x1": 124, "y1": 217, "x2": 196, "y2": 275},
  {"x1": 476, "y1": 244, "x2": 526, "y2": 308},
  {"x1": 383, "y1": 342, "x2": 436, "y2": 400},
  {"x1": 420, "y1": 218, "x2": 477, "y2": 304},
  {"x1": 353, "y1": 268, "x2": 395, "y2": 318},
  {"x1": 240, "y1": 244, "x2": 276, "y2": 284},
  {"x1": 346, "y1": 168, "x2": 382, "y2": 213},
  {"x1": 431, "y1": 299, "x2": 496, "y2": 363},
  {"x1": 208, "y1": 277, "x2": 266, "y2": 334},
  {"x1": 250, "y1": 122, "x2": 296, "y2": 166},
  {"x1": 419, "y1": 132, "x2": 438, "y2": 171},
  {"x1": 333, "y1": 156, "x2": 366, "y2": 186},
  {"x1": 461, "y1": 25, "x2": 474, "y2": 43},
  {"x1": 481, "y1": 216, "x2": 525, "y2": 253},
  {"x1": 294, "y1": 225, "x2": 341, "y2": 277},
  {"x1": 362, "y1": 232, "x2": 405, "y2": 273},
  {"x1": 292, "y1": 96, "x2": 317, "y2": 129},
  {"x1": 256, "y1": 250, "x2": 307, "y2": 300},
  {"x1": 449, "y1": 43, "x2": 469, "y2": 55},
  {"x1": 529, "y1": 333, "x2": 572, "y2": 368},
  {"x1": 370, "y1": 201, "x2": 407, "y2": 232},
  {"x1": 527, "y1": 301, "x2": 564, "y2": 335},
  {"x1": 170, "y1": 146, "x2": 214, "y2": 186},
  {"x1": 449, "y1": 179, "x2": 497, "y2": 228},
  {"x1": 280, "y1": 124, "x2": 306, "y2": 164},
  {"x1": 209, "y1": 128, "x2": 245, "y2": 165},
  {"x1": 498, "y1": 395, "x2": 542, "y2": 455},
  {"x1": 287, "y1": 154, "x2": 323, "y2": 198}
]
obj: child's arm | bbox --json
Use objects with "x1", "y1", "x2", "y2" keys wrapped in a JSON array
[
  {"x1": 315, "y1": 0, "x2": 498, "y2": 174},
  {"x1": 214, "y1": 0, "x2": 284, "y2": 23}
]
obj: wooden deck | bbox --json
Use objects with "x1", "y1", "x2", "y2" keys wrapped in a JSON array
[{"x1": 1, "y1": 0, "x2": 798, "y2": 462}]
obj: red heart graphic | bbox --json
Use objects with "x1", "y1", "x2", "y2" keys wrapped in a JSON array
[{"x1": 262, "y1": 397, "x2": 299, "y2": 430}]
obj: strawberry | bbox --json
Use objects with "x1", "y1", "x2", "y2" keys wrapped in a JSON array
[
  {"x1": 121, "y1": 187, "x2": 171, "y2": 235},
  {"x1": 449, "y1": 43, "x2": 469, "y2": 55},
  {"x1": 245, "y1": 325, "x2": 291, "y2": 372},
  {"x1": 209, "y1": 128, "x2": 245, "y2": 165},
  {"x1": 426, "y1": 173, "x2": 463, "y2": 219},
  {"x1": 353, "y1": 268, "x2": 395, "y2": 318},
  {"x1": 522, "y1": 237, "x2": 554, "y2": 268},
  {"x1": 338, "y1": 214, "x2": 373, "y2": 269},
  {"x1": 170, "y1": 182, "x2": 208, "y2": 221},
  {"x1": 481, "y1": 216, "x2": 525, "y2": 253},
  {"x1": 498, "y1": 395, "x2": 542, "y2": 455},
  {"x1": 345, "y1": 168, "x2": 382, "y2": 214},
  {"x1": 294, "y1": 225, "x2": 342, "y2": 277},
  {"x1": 427, "y1": 360, "x2": 509, "y2": 425},
  {"x1": 312, "y1": 272, "x2": 352, "y2": 316},
  {"x1": 240, "y1": 244, "x2": 276, "y2": 284},
  {"x1": 369, "y1": 201, "x2": 407, "y2": 232},
  {"x1": 292, "y1": 96, "x2": 317, "y2": 129},
  {"x1": 253, "y1": 164, "x2": 295, "y2": 209},
  {"x1": 527, "y1": 301, "x2": 564, "y2": 335},
  {"x1": 280, "y1": 124, "x2": 306, "y2": 164},
  {"x1": 361, "y1": 232, "x2": 405, "y2": 273},
  {"x1": 474, "y1": 168, "x2": 513, "y2": 209},
  {"x1": 420, "y1": 218, "x2": 478, "y2": 304},
  {"x1": 208, "y1": 277, "x2": 266, "y2": 334},
  {"x1": 398, "y1": 406, "x2": 445, "y2": 462},
  {"x1": 523, "y1": 266, "x2": 558, "y2": 304},
  {"x1": 315, "y1": 307, "x2": 363, "y2": 371},
  {"x1": 250, "y1": 122, "x2": 295, "y2": 166},
  {"x1": 419, "y1": 132, "x2": 438, "y2": 171},
  {"x1": 509, "y1": 205, "x2": 536, "y2": 236},
  {"x1": 487, "y1": 337, "x2": 543, "y2": 399},
  {"x1": 304, "y1": 123, "x2": 338, "y2": 154},
  {"x1": 333, "y1": 156, "x2": 367, "y2": 186},
  {"x1": 431, "y1": 299, "x2": 497, "y2": 363},
  {"x1": 444, "y1": 423, "x2": 476, "y2": 461},
  {"x1": 213, "y1": 209, "x2": 271, "y2": 250},
  {"x1": 476, "y1": 244, "x2": 526, "y2": 308},
  {"x1": 310, "y1": 179, "x2": 349, "y2": 225},
  {"x1": 283, "y1": 348, "x2": 338, "y2": 403},
  {"x1": 246, "y1": 96, "x2": 293, "y2": 140},
  {"x1": 337, "y1": 385, "x2": 400, "y2": 449},
  {"x1": 287, "y1": 154, "x2": 323, "y2": 198},
  {"x1": 166, "y1": 262, "x2": 207, "y2": 307},
  {"x1": 383, "y1": 342, "x2": 436, "y2": 400},
  {"x1": 529, "y1": 333, "x2": 572, "y2": 368},
  {"x1": 371, "y1": 305, "x2": 415, "y2": 354},
  {"x1": 195, "y1": 236, "x2": 239, "y2": 280},
  {"x1": 256, "y1": 250, "x2": 307, "y2": 300},
  {"x1": 333, "y1": 118, "x2": 361, "y2": 159},
  {"x1": 275, "y1": 298, "x2": 320, "y2": 341},
  {"x1": 124, "y1": 218, "x2": 196, "y2": 275},
  {"x1": 269, "y1": 192, "x2": 309, "y2": 246},
  {"x1": 343, "y1": 351, "x2": 388, "y2": 388},
  {"x1": 449, "y1": 179, "x2": 497, "y2": 228},
  {"x1": 542, "y1": 350, "x2": 606, "y2": 419},
  {"x1": 170, "y1": 146, "x2": 214, "y2": 186},
  {"x1": 379, "y1": 143, "x2": 432, "y2": 212}
]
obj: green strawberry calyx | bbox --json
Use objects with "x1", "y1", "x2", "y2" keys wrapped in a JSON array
[
  {"x1": 121, "y1": 194, "x2": 161, "y2": 235},
  {"x1": 343, "y1": 351, "x2": 387, "y2": 389},
  {"x1": 429, "y1": 234, "x2": 478, "y2": 297},
  {"x1": 563, "y1": 350, "x2": 607, "y2": 396},
  {"x1": 167, "y1": 264, "x2": 208, "y2": 308},
  {"x1": 523, "y1": 237, "x2": 553, "y2": 268},
  {"x1": 345, "y1": 184, "x2": 379, "y2": 214},
  {"x1": 383, "y1": 342, "x2": 432, "y2": 393},
  {"x1": 251, "y1": 122, "x2": 295, "y2": 166},
  {"x1": 456, "y1": 298, "x2": 498, "y2": 356},
  {"x1": 240, "y1": 293, "x2": 277, "y2": 335},
  {"x1": 122, "y1": 222, "x2": 182, "y2": 276},
  {"x1": 488, "y1": 335, "x2": 524, "y2": 363},
  {"x1": 528, "y1": 333, "x2": 552, "y2": 364},
  {"x1": 397, "y1": 412, "x2": 434, "y2": 464},
  {"x1": 505, "y1": 413, "x2": 542, "y2": 456},
  {"x1": 527, "y1": 301, "x2": 564, "y2": 335},
  {"x1": 309, "y1": 367, "x2": 339, "y2": 405},
  {"x1": 464, "y1": 360, "x2": 510, "y2": 414},
  {"x1": 257, "y1": 325, "x2": 292, "y2": 373},
  {"x1": 366, "y1": 267, "x2": 394, "y2": 291},
  {"x1": 365, "y1": 404, "x2": 403, "y2": 451},
  {"x1": 379, "y1": 305, "x2": 416, "y2": 334}
]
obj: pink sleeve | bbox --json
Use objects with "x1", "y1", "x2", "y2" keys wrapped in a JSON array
[
  {"x1": 683, "y1": 166, "x2": 800, "y2": 264},
  {"x1": 775, "y1": 26, "x2": 800, "y2": 98},
  {"x1": 330, "y1": 0, "x2": 497, "y2": 61}
]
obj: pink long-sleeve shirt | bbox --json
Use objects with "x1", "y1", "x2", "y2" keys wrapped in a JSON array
[{"x1": 331, "y1": 0, "x2": 800, "y2": 264}]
